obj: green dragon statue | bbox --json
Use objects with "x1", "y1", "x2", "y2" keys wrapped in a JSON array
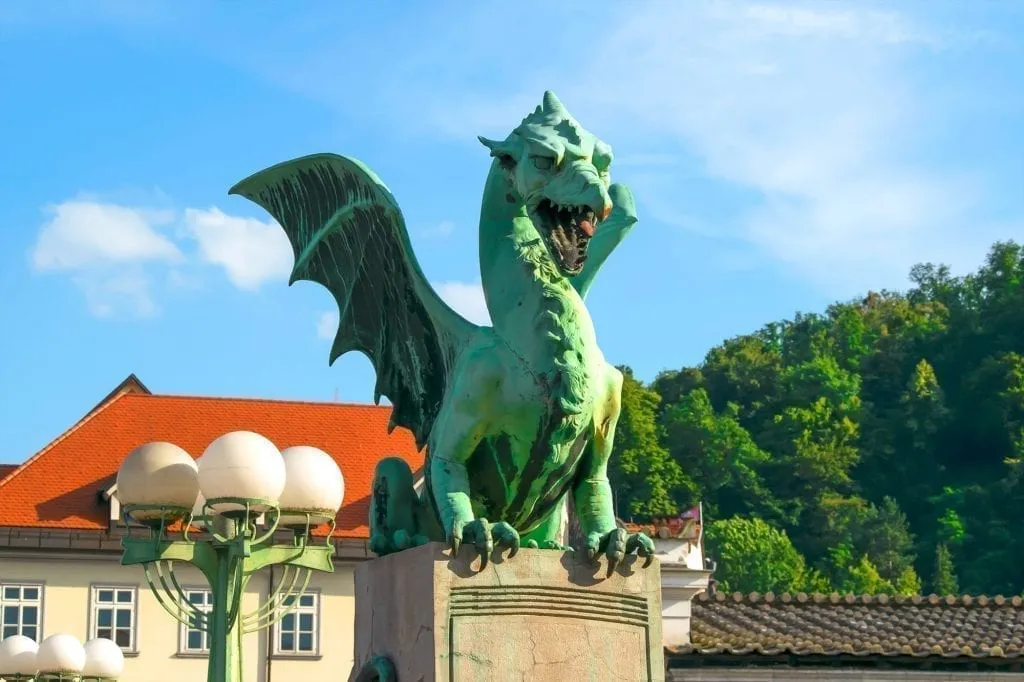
[{"x1": 230, "y1": 91, "x2": 655, "y2": 573}]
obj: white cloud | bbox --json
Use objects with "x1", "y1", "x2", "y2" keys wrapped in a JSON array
[
  {"x1": 31, "y1": 199, "x2": 298, "y2": 317},
  {"x1": 570, "y1": 1, "x2": 958, "y2": 290},
  {"x1": 30, "y1": 200, "x2": 182, "y2": 317},
  {"x1": 32, "y1": 200, "x2": 180, "y2": 271},
  {"x1": 75, "y1": 269, "x2": 157, "y2": 318},
  {"x1": 600, "y1": 3, "x2": 1001, "y2": 292},
  {"x1": 316, "y1": 310, "x2": 338, "y2": 340},
  {"x1": 183, "y1": 207, "x2": 293, "y2": 291},
  {"x1": 434, "y1": 280, "x2": 490, "y2": 325}
]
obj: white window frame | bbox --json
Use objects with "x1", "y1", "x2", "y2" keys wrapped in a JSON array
[
  {"x1": 0, "y1": 582, "x2": 43, "y2": 642},
  {"x1": 177, "y1": 588, "x2": 213, "y2": 656},
  {"x1": 88, "y1": 585, "x2": 138, "y2": 653},
  {"x1": 272, "y1": 590, "x2": 320, "y2": 657}
]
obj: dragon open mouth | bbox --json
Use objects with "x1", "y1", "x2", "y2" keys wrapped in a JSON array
[{"x1": 534, "y1": 199, "x2": 597, "y2": 276}]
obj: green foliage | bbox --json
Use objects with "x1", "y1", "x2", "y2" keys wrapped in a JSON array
[
  {"x1": 704, "y1": 517, "x2": 807, "y2": 594},
  {"x1": 840, "y1": 555, "x2": 894, "y2": 595},
  {"x1": 800, "y1": 568, "x2": 834, "y2": 595},
  {"x1": 659, "y1": 389, "x2": 772, "y2": 520},
  {"x1": 894, "y1": 566, "x2": 923, "y2": 596},
  {"x1": 933, "y1": 544, "x2": 959, "y2": 596},
  {"x1": 859, "y1": 497, "x2": 917, "y2": 582},
  {"x1": 613, "y1": 242, "x2": 1024, "y2": 596},
  {"x1": 607, "y1": 368, "x2": 694, "y2": 518}
]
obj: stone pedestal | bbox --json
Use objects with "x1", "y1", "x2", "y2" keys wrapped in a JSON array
[{"x1": 349, "y1": 542, "x2": 665, "y2": 681}]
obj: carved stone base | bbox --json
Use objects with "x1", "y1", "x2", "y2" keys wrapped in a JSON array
[{"x1": 348, "y1": 542, "x2": 665, "y2": 681}]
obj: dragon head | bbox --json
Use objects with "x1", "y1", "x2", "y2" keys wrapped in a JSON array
[{"x1": 479, "y1": 91, "x2": 614, "y2": 276}]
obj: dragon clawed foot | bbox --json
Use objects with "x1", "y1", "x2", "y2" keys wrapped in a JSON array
[
  {"x1": 369, "y1": 529, "x2": 430, "y2": 556},
  {"x1": 586, "y1": 528, "x2": 655, "y2": 574},
  {"x1": 450, "y1": 518, "x2": 520, "y2": 569}
]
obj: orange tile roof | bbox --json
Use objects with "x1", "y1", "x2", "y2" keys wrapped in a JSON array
[{"x1": 0, "y1": 376, "x2": 424, "y2": 539}]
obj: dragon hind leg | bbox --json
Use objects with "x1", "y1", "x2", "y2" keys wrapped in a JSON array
[{"x1": 368, "y1": 457, "x2": 438, "y2": 556}]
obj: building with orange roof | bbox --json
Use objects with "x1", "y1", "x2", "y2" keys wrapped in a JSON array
[
  {"x1": 0, "y1": 374, "x2": 430, "y2": 681},
  {"x1": 0, "y1": 374, "x2": 711, "y2": 680}
]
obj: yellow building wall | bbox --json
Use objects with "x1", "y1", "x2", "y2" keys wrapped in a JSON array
[{"x1": 0, "y1": 554, "x2": 355, "y2": 682}]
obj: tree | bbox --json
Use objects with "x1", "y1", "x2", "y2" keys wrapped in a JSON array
[
  {"x1": 894, "y1": 566, "x2": 923, "y2": 596},
  {"x1": 698, "y1": 334, "x2": 783, "y2": 424},
  {"x1": 840, "y1": 555, "x2": 894, "y2": 595},
  {"x1": 659, "y1": 389, "x2": 774, "y2": 520},
  {"x1": 932, "y1": 544, "x2": 959, "y2": 595},
  {"x1": 704, "y1": 517, "x2": 807, "y2": 594},
  {"x1": 607, "y1": 367, "x2": 693, "y2": 519},
  {"x1": 801, "y1": 495, "x2": 915, "y2": 586},
  {"x1": 757, "y1": 396, "x2": 860, "y2": 534},
  {"x1": 858, "y1": 497, "x2": 916, "y2": 582},
  {"x1": 610, "y1": 241, "x2": 1024, "y2": 597}
]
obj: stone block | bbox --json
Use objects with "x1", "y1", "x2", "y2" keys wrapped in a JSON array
[{"x1": 349, "y1": 542, "x2": 664, "y2": 681}]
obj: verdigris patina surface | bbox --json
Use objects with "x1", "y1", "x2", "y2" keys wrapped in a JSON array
[{"x1": 231, "y1": 91, "x2": 654, "y2": 572}]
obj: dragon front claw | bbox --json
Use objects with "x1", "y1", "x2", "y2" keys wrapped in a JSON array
[
  {"x1": 586, "y1": 527, "x2": 656, "y2": 574},
  {"x1": 491, "y1": 521, "x2": 520, "y2": 559},
  {"x1": 450, "y1": 518, "x2": 520, "y2": 568}
]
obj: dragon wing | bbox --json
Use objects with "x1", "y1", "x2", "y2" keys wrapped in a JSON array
[
  {"x1": 229, "y1": 153, "x2": 479, "y2": 450},
  {"x1": 570, "y1": 183, "x2": 639, "y2": 299}
]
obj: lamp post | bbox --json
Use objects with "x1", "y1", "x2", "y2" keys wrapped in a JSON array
[
  {"x1": 115, "y1": 431, "x2": 344, "y2": 682},
  {"x1": 0, "y1": 633, "x2": 124, "y2": 681}
]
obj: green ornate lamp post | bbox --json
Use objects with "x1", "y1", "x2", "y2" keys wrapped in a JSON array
[
  {"x1": 0, "y1": 633, "x2": 124, "y2": 681},
  {"x1": 115, "y1": 432, "x2": 344, "y2": 682}
]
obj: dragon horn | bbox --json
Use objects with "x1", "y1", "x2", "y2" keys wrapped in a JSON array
[
  {"x1": 478, "y1": 136, "x2": 502, "y2": 153},
  {"x1": 541, "y1": 91, "x2": 566, "y2": 115},
  {"x1": 478, "y1": 135, "x2": 521, "y2": 159}
]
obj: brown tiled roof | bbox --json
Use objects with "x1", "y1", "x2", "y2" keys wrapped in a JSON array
[
  {"x1": 0, "y1": 464, "x2": 16, "y2": 479},
  {"x1": 672, "y1": 591, "x2": 1024, "y2": 660},
  {"x1": 0, "y1": 375, "x2": 424, "y2": 539}
]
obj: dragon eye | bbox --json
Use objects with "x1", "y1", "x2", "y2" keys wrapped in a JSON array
[{"x1": 531, "y1": 156, "x2": 554, "y2": 171}]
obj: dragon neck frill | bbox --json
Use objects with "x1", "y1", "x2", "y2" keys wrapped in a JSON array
[{"x1": 478, "y1": 160, "x2": 595, "y2": 445}]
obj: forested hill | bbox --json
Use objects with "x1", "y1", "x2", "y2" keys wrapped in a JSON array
[{"x1": 609, "y1": 241, "x2": 1024, "y2": 597}]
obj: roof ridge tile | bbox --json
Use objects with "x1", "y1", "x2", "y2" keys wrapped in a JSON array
[{"x1": 129, "y1": 392, "x2": 395, "y2": 411}]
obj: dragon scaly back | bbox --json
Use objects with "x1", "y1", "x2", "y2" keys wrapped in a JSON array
[{"x1": 229, "y1": 154, "x2": 479, "y2": 449}]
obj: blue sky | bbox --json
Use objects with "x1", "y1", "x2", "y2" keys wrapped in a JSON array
[{"x1": 1, "y1": 1, "x2": 1021, "y2": 464}]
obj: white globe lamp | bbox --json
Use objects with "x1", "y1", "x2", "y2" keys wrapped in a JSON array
[
  {"x1": 0, "y1": 634, "x2": 38, "y2": 677},
  {"x1": 116, "y1": 442, "x2": 199, "y2": 524},
  {"x1": 278, "y1": 446, "x2": 345, "y2": 527},
  {"x1": 36, "y1": 633, "x2": 86, "y2": 675},
  {"x1": 198, "y1": 431, "x2": 286, "y2": 514},
  {"x1": 82, "y1": 637, "x2": 125, "y2": 679}
]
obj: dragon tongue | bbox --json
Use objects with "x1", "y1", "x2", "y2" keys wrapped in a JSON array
[{"x1": 578, "y1": 219, "x2": 595, "y2": 237}]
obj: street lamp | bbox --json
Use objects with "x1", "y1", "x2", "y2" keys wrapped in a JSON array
[
  {"x1": 115, "y1": 431, "x2": 344, "y2": 682},
  {"x1": 0, "y1": 634, "x2": 124, "y2": 681}
]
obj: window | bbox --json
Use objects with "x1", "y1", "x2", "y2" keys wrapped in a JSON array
[
  {"x1": 1, "y1": 583, "x2": 41, "y2": 641},
  {"x1": 179, "y1": 589, "x2": 213, "y2": 655},
  {"x1": 274, "y1": 592, "x2": 319, "y2": 656},
  {"x1": 89, "y1": 586, "x2": 137, "y2": 651}
]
